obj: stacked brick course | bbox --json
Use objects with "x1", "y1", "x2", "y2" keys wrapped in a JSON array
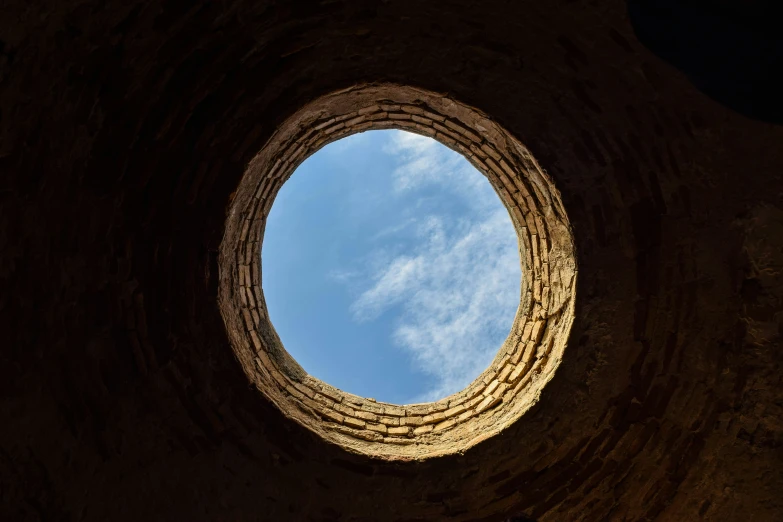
[
  {"x1": 220, "y1": 85, "x2": 577, "y2": 458},
  {"x1": 6, "y1": 1, "x2": 783, "y2": 518}
]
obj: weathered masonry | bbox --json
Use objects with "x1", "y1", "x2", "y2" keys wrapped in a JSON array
[
  {"x1": 221, "y1": 85, "x2": 576, "y2": 458},
  {"x1": 1, "y1": 1, "x2": 782, "y2": 521}
]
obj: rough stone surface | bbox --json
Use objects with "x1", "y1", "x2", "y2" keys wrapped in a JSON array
[
  {"x1": 221, "y1": 84, "x2": 576, "y2": 459},
  {"x1": 1, "y1": 1, "x2": 782, "y2": 521}
]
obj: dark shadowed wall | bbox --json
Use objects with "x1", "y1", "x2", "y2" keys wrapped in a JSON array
[{"x1": 1, "y1": 1, "x2": 782, "y2": 520}]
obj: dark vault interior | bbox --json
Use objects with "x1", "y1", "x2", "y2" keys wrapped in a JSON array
[{"x1": 1, "y1": 1, "x2": 782, "y2": 521}]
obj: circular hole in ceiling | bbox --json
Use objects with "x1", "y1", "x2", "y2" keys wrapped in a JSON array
[
  {"x1": 262, "y1": 129, "x2": 522, "y2": 405},
  {"x1": 219, "y1": 84, "x2": 577, "y2": 459}
]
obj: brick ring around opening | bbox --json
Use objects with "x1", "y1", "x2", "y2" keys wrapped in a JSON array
[{"x1": 219, "y1": 84, "x2": 577, "y2": 459}]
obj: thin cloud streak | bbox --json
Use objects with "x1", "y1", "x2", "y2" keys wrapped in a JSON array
[
  {"x1": 349, "y1": 130, "x2": 521, "y2": 403},
  {"x1": 383, "y1": 131, "x2": 488, "y2": 198}
]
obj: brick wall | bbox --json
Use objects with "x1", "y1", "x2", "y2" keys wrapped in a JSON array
[
  {"x1": 2, "y1": 0, "x2": 782, "y2": 520},
  {"x1": 220, "y1": 85, "x2": 577, "y2": 458}
]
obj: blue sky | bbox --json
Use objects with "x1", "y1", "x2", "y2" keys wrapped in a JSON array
[{"x1": 262, "y1": 130, "x2": 521, "y2": 404}]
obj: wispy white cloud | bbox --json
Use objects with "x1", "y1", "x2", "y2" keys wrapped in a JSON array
[
  {"x1": 348, "y1": 130, "x2": 521, "y2": 402},
  {"x1": 370, "y1": 217, "x2": 417, "y2": 241},
  {"x1": 383, "y1": 131, "x2": 488, "y2": 199},
  {"x1": 328, "y1": 268, "x2": 360, "y2": 284}
]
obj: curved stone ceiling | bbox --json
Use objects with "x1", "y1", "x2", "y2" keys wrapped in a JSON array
[
  {"x1": 220, "y1": 84, "x2": 577, "y2": 458},
  {"x1": 1, "y1": 1, "x2": 782, "y2": 521}
]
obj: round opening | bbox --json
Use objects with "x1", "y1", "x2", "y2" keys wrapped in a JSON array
[
  {"x1": 262, "y1": 129, "x2": 522, "y2": 404},
  {"x1": 219, "y1": 84, "x2": 577, "y2": 459}
]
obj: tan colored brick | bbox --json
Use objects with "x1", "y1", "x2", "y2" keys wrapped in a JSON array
[
  {"x1": 249, "y1": 330, "x2": 262, "y2": 351},
  {"x1": 400, "y1": 105, "x2": 426, "y2": 115},
  {"x1": 240, "y1": 217, "x2": 251, "y2": 241},
  {"x1": 421, "y1": 109, "x2": 447, "y2": 122},
  {"x1": 255, "y1": 350, "x2": 272, "y2": 371},
  {"x1": 316, "y1": 386, "x2": 343, "y2": 404},
  {"x1": 481, "y1": 143, "x2": 502, "y2": 161},
  {"x1": 496, "y1": 186, "x2": 514, "y2": 208},
  {"x1": 250, "y1": 308, "x2": 260, "y2": 326},
  {"x1": 358, "y1": 400, "x2": 384, "y2": 414},
  {"x1": 444, "y1": 119, "x2": 470, "y2": 138},
  {"x1": 320, "y1": 409, "x2": 344, "y2": 424},
  {"x1": 482, "y1": 369, "x2": 498, "y2": 386},
  {"x1": 433, "y1": 418, "x2": 457, "y2": 432},
  {"x1": 334, "y1": 426, "x2": 383, "y2": 442},
  {"x1": 433, "y1": 122, "x2": 470, "y2": 146},
  {"x1": 268, "y1": 366, "x2": 289, "y2": 390},
  {"x1": 382, "y1": 405, "x2": 406, "y2": 417},
  {"x1": 525, "y1": 211, "x2": 538, "y2": 234},
  {"x1": 463, "y1": 382, "x2": 485, "y2": 401},
  {"x1": 448, "y1": 395, "x2": 467, "y2": 408},
  {"x1": 333, "y1": 402, "x2": 356, "y2": 416},
  {"x1": 531, "y1": 320, "x2": 545, "y2": 344},
  {"x1": 444, "y1": 404, "x2": 467, "y2": 417},
  {"x1": 530, "y1": 232, "x2": 540, "y2": 257},
  {"x1": 371, "y1": 120, "x2": 395, "y2": 129},
  {"x1": 239, "y1": 286, "x2": 248, "y2": 308},
  {"x1": 393, "y1": 120, "x2": 418, "y2": 131},
  {"x1": 508, "y1": 365, "x2": 525, "y2": 384},
  {"x1": 353, "y1": 121, "x2": 373, "y2": 132},
  {"x1": 445, "y1": 120, "x2": 481, "y2": 143},
  {"x1": 345, "y1": 115, "x2": 366, "y2": 127},
  {"x1": 458, "y1": 410, "x2": 474, "y2": 422},
  {"x1": 469, "y1": 142, "x2": 487, "y2": 159},
  {"x1": 343, "y1": 416, "x2": 366, "y2": 429},
  {"x1": 413, "y1": 425, "x2": 434, "y2": 435},
  {"x1": 314, "y1": 117, "x2": 336, "y2": 130},
  {"x1": 430, "y1": 399, "x2": 450, "y2": 412},
  {"x1": 413, "y1": 122, "x2": 437, "y2": 136},
  {"x1": 422, "y1": 411, "x2": 446, "y2": 425},
  {"x1": 484, "y1": 379, "x2": 500, "y2": 396},
  {"x1": 334, "y1": 112, "x2": 358, "y2": 123},
  {"x1": 387, "y1": 426, "x2": 411, "y2": 437},
  {"x1": 314, "y1": 393, "x2": 335, "y2": 409},
  {"x1": 324, "y1": 122, "x2": 346, "y2": 134},
  {"x1": 353, "y1": 410, "x2": 379, "y2": 422},
  {"x1": 241, "y1": 308, "x2": 254, "y2": 332},
  {"x1": 358, "y1": 105, "x2": 381, "y2": 115},
  {"x1": 285, "y1": 384, "x2": 305, "y2": 401},
  {"x1": 521, "y1": 321, "x2": 534, "y2": 342},
  {"x1": 523, "y1": 341, "x2": 538, "y2": 364},
  {"x1": 470, "y1": 154, "x2": 489, "y2": 173},
  {"x1": 541, "y1": 284, "x2": 551, "y2": 310},
  {"x1": 498, "y1": 364, "x2": 513, "y2": 383},
  {"x1": 245, "y1": 287, "x2": 256, "y2": 309},
  {"x1": 435, "y1": 132, "x2": 458, "y2": 148},
  {"x1": 365, "y1": 111, "x2": 389, "y2": 122},
  {"x1": 293, "y1": 382, "x2": 316, "y2": 399},
  {"x1": 404, "y1": 403, "x2": 432, "y2": 416},
  {"x1": 378, "y1": 416, "x2": 399, "y2": 426},
  {"x1": 366, "y1": 423, "x2": 388, "y2": 435},
  {"x1": 299, "y1": 395, "x2": 321, "y2": 414},
  {"x1": 476, "y1": 394, "x2": 501, "y2": 414},
  {"x1": 533, "y1": 278, "x2": 542, "y2": 301}
]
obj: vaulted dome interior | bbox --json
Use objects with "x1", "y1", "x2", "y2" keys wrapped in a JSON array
[
  {"x1": 220, "y1": 84, "x2": 576, "y2": 459},
  {"x1": 2, "y1": 1, "x2": 782, "y2": 521}
]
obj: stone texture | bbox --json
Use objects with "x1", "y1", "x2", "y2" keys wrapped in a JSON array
[
  {"x1": 1, "y1": 1, "x2": 782, "y2": 521},
  {"x1": 221, "y1": 85, "x2": 577, "y2": 461}
]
